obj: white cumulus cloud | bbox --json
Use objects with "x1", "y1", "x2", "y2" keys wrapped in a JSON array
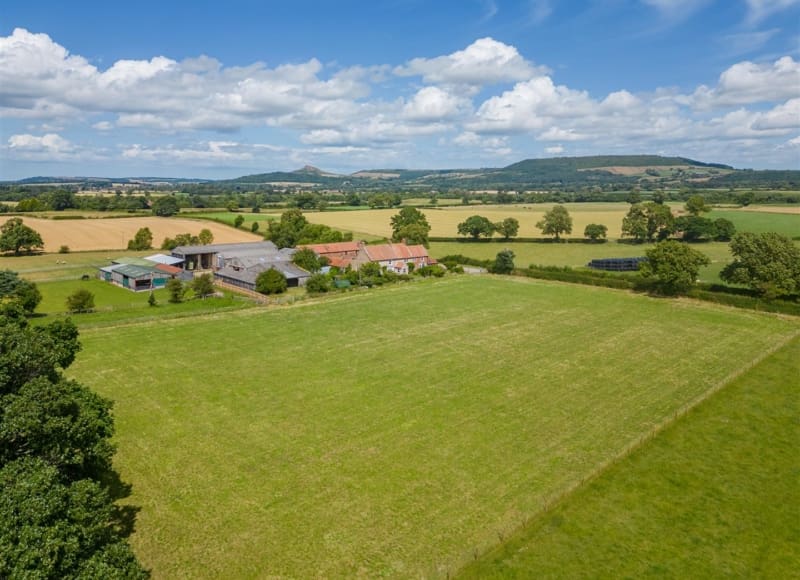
[{"x1": 394, "y1": 37, "x2": 544, "y2": 87}]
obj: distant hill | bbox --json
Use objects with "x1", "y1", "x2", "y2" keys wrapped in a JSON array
[{"x1": 5, "y1": 155, "x2": 798, "y2": 190}]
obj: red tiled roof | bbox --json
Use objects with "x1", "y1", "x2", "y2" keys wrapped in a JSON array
[
  {"x1": 327, "y1": 255, "x2": 352, "y2": 269},
  {"x1": 364, "y1": 243, "x2": 429, "y2": 262},
  {"x1": 154, "y1": 263, "x2": 182, "y2": 275},
  {"x1": 301, "y1": 241, "x2": 361, "y2": 255}
]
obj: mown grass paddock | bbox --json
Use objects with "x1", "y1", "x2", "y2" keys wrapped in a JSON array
[
  {"x1": 460, "y1": 335, "x2": 800, "y2": 578},
  {"x1": 33, "y1": 278, "x2": 252, "y2": 328},
  {"x1": 67, "y1": 276, "x2": 799, "y2": 577}
]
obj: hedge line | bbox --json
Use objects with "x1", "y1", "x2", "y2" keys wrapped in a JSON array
[{"x1": 439, "y1": 254, "x2": 800, "y2": 316}]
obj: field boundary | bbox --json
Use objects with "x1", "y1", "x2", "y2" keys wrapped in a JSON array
[{"x1": 451, "y1": 329, "x2": 800, "y2": 578}]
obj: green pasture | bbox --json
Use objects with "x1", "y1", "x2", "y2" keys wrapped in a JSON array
[
  {"x1": 0, "y1": 250, "x2": 152, "y2": 282},
  {"x1": 68, "y1": 276, "x2": 799, "y2": 577},
  {"x1": 707, "y1": 208, "x2": 799, "y2": 237},
  {"x1": 462, "y1": 335, "x2": 800, "y2": 578},
  {"x1": 33, "y1": 277, "x2": 253, "y2": 327},
  {"x1": 430, "y1": 240, "x2": 733, "y2": 283}
]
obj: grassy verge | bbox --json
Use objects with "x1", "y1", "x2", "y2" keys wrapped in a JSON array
[
  {"x1": 67, "y1": 276, "x2": 798, "y2": 577},
  {"x1": 460, "y1": 335, "x2": 800, "y2": 578}
]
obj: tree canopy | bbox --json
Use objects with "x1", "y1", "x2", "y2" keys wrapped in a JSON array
[
  {"x1": 255, "y1": 268, "x2": 288, "y2": 294},
  {"x1": 494, "y1": 217, "x2": 520, "y2": 240},
  {"x1": 721, "y1": 232, "x2": 800, "y2": 299},
  {"x1": 0, "y1": 310, "x2": 146, "y2": 577},
  {"x1": 390, "y1": 207, "x2": 431, "y2": 246},
  {"x1": 292, "y1": 247, "x2": 324, "y2": 273},
  {"x1": 127, "y1": 227, "x2": 153, "y2": 251},
  {"x1": 151, "y1": 196, "x2": 179, "y2": 217},
  {"x1": 0, "y1": 218, "x2": 44, "y2": 255},
  {"x1": 621, "y1": 202, "x2": 673, "y2": 242},
  {"x1": 639, "y1": 240, "x2": 710, "y2": 295},
  {"x1": 66, "y1": 289, "x2": 95, "y2": 313},
  {"x1": 457, "y1": 215, "x2": 495, "y2": 239},
  {"x1": 492, "y1": 249, "x2": 515, "y2": 274},
  {"x1": 583, "y1": 223, "x2": 608, "y2": 242},
  {"x1": 191, "y1": 274, "x2": 215, "y2": 298},
  {"x1": 684, "y1": 195, "x2": 710, "y2": 216},
  {"x1": 0, "y1": 270, "x2": 41, "y2": 313},
  {"x1": 536, "y1": 205, "x2": 573, "y2": 240}
]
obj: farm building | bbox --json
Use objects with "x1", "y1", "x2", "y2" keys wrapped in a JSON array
[
  {"x1": 99, "y1": 263, "x2": 170, "y2": 291},
  {"x1": 587, "y1": 257, "x2": 647, "y2": 271},
  {"x1": 99, "y1": 254, "x2": 191, "y2": 291},
  {"x1": 144, "y1": 253, "x2": 184, "y2": 267},
  {"x1": 215, "y1": 262, "x2": 311, "y2": 290},
  {"x1": 171, "y1": 241, "x2": 281, "y2": 271},
  {"x1": 349, "y1": 242, "x2": 431, "y2": 274}
]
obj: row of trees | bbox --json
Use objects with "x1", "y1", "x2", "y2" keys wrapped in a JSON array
[
  {"x1": 0, "y1": 282, "x2": 147, "y2": 576},
  {"x1": 639, "y1": 231, "x2": 800, "y2": 297}
]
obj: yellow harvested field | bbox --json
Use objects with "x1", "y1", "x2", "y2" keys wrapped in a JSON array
[
  {"x1": 300, "y1": 203, "x2": 631, "y2": 239},
  {"x1": 8, "y1": 216, "x2": 261, "y2": 252},
  {"x1": 737, "y1": 205, "x2": 800, "y2": 215}
]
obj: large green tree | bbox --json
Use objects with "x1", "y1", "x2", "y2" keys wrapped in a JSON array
[
  {"x1": 492, "y1": 249, "x2": 515, "y2": 274},
  {"x1": 0, "y1": 311, "x2": 147, "y2": 577},
  {"x1": 684, "y1": 195, "x2": 710, "y2": 216},
  {"x1": 721, "y1": 232, "x2": 800, "y2": 298},
  {"x1": 536, "y1": 205, "x2": 573, "y2": 241},
  {"x1": 255, "y1": 268, "x2": 287, "y2": 294},
  {"x1": 292, "y1": 248, "x2": 324, "y2": 273},
  {"x1": 457, "y1": 215, "x2": 495, "y2": 239},
  {"x1": 151, "y1": 196, "x2": 179, "y2": 217},
  {"x1": 127, "y1": 227, "x2": 153, "y2": 251},
  {"x1": 191, "y1": 274, "x2": 215, "y2": 298},
  {"x1": 639, "y1": 240, "x2": 710, "y2": 295},
  {"x1": 0, "y1": 218, "x2": 44, "y2": 255},
  {"x1": 494, "y1": 217, "x2": 520, "y2": 240},
  {"x1": 267, "y1": 209, "x2": 308, "y2": 248},
  {"x1": 621, "y1": 202, "x2": 673, "y2": 242},
  {"x1": 390, "y1": 207, "x2": 431, "y2": 246},
  {"x1": 0, "y1": 270, "x2": 41, "y2": 313}
]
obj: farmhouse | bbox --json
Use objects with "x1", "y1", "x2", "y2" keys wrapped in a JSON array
[
  {"x1": 349, "y1": 242, "x2": 431, "y2": 274},
  {"x1": 300, "y1": 241, "x2": 361, "y2": 269}
]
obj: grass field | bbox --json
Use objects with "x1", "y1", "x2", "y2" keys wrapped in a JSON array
[
  {"x1": 461, "y1": 335, "x2": 800, "y2": 578},
  {"x1": 67, "y1": 276, "x2": 799, "y2": 577},
  {"x1": 429, "y1": 241, "x2": 734, "y2": 283},
  {"x1": 0, "y1": 250, "x2": 153, "y2": 282},
  {"x1": 708, "y1": 208, "x2": 800, "y2": 237},
  {"x1": 33, "y1": 278, "x2": 253, "y2": 328}
]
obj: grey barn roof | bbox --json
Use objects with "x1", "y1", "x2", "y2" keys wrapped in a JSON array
[
  {"x1": 216, "y1": 262, "x2": 311, "y2": 284},
  {"x1": 171, "y1": 240, "x2": 278, "y2": 257}
]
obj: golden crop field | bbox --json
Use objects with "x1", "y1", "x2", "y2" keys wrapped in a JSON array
[
  {"x1": 297, "y1": 203, "x2": 634, "y2": 239},
  {"x1": 4, "y1": 216, "x2": 261, "y2": 252}
]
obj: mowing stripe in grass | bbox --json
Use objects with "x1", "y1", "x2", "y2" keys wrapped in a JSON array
[
  {"x1": 67, "y1": 276, "x2": 798, "y2": 577},
  {"x1": 459, "y1": 334, "x2": 800, "y2": 578}
]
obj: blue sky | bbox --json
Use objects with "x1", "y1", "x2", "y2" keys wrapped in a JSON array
[{"x1": 1, "y1": 0, "x2": 798, "y2": 179}]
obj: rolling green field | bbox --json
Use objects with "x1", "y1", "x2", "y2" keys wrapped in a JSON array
[
  {"x1": 461, "y1": 335, "x2": 800, "y2": 578},
  {"x1": 429, "y1": 241, "x2": 734, "y2": 283},
  {"x1": 67, "y1": 276, "x2": 799, "y2": 577},
  {"x1": 707, "y1": 208, "x2": 799, "y2": 238}
]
